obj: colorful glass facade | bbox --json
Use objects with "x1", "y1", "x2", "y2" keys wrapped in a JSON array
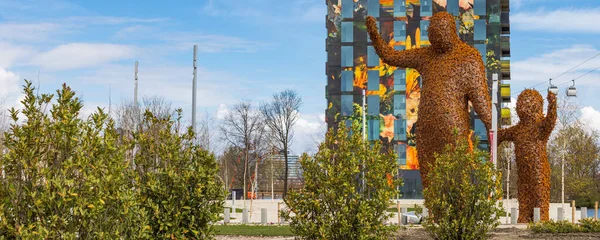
[{"x1": 325, "y1": 0, "x2": 511, "y2": 199}]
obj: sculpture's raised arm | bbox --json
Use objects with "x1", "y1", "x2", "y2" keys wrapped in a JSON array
[
  {"x1": 540, "y1": 91, "x2": 557, "y2": 140},
  {"x1": 366, "y1": 16, "x2": 428, "y2": 70}
]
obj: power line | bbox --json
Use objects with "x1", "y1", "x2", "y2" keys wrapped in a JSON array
[
  {"x1": 510, "y1": 51, "x2": 600, "y2": 95},
  {"x1": 550, "y1": 52, "x2": 600, "y2": 80}
]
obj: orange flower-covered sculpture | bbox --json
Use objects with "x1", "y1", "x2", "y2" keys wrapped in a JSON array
[
  {"x1": 366, "y1": 12, "x2": 492, "y2": 189},
  {"x1": 499, "y1": 90, "x2": 557, "y2": 223}
]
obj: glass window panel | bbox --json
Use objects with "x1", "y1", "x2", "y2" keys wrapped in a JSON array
[
  {"x1": 447, "y1": 0, "x2": 459, "y2": 16},
  {"x1": 474, "y1": 19, "x2": 486, "y2": 41},
  {"x1": 395, "y1": 45, "x2": 405, "y2": 51},
  {"x1": 474, "y1": 119, "x2": 487, "y2": 141},
  {"x1": 342, "y1": 0, "x2": 354, "y2": 18},
  {"x1": 394, "y1": 70, "x2": 406, "y2": 91},
  {"x1": 367, "y1": 95, "x2": 380, "y2": 116},
  {"x1": 367, "y1": 46, "x2": 379, "y2": 67},
  {"x1": 420, "y1": 21, "x2": 429, "y2": 41},
  {"x1": 368, "y1": 119, "x2": 380, "y2": 141},
  {"x1": 367, "y1": 0, "x2": 379, "y2": 17},
  {"x1": 475, "y1": 44, "x2": 486, "y2": 65},
  {"x1": 394, "y1": 21, "x2": 406, "y2": 41},
  {"x1": 421, "y1": 0, "x2": 432, "y2": 17},
  {"x1": 394, "y1": 0, "x2": 406, "y2": 17},
  {"x1": 394, "y1": 119, "x2": 406, "y2": 141},
  {"x1": 341, "y1": 95, "x2": 353, "y2": 116},
  {"x1": 341, "y1": 70, "x2": 354, "y2": 92},
  {"x1": 474, "y1": 0, "x2": 486, "y2": 16},
  {"x1": 341, "y1": 46, "x2": 353, "y2": 67},
  {"x1": 367, "y1": 70, "x2": 379, "y2": 91},
  {"x1": 393, "y1": 95, "x2": 406, "y2": 117},
  {"x1": 396, "y1": 144, "x2": 406, "y2": 165},
  {"x1": 341, "y1": 22, "x2": 354, "y2": 42}
]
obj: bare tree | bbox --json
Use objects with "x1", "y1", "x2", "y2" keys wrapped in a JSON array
[
  {"x1": 220, "y1": 101, "x2": 264, "y2": 205},
  {"x1": 115, "y1": 95, "x2": 174, "y2": 134},
  {"x1": 260, "y1": 89, "x2": 302, "y2": 197}
]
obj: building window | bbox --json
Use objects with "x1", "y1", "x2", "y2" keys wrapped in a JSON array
[
  {"x1": 394, "y1": 21, "x2": 406, "y2": 42},
  {"x1": 474, "y1": 19, "x2": 486, "y2": 41},
  {"x1": 367, "y1": 46, "x2": 379, "y2": 67},
  {"x1": 393, "y1": 94, "x2": 406, "y2": 117},
  {"x1": 342, "y1": 0, "x2": 354, "y2": 18},
  {"x1": 341, "y1": 46, "x2": 353, "y2": 67},
  {"x1": 475, "y1": 44, "x2": 486, "y2": 65},
  {"x1": 367, "y1": 70, "x2": 379, "y2": 91},
  {"x1": 420, "y1": 21, "x2": 429, "y2": 41},
  {"x1": 367, "y1": 0, "x2": 379, "y2": 17},
  {"x1": 341, "y1": 94, "x2": 353, "y2": 116},
  {"x1": 395, "y1": 119, "x2": 406, "y2": 141},
  {"x1": 421, "y1": 0, "x2": 432, "y2": 17},
  {"x1": 368, "y1": 119, "x2": 380, "y2": 141},
  {"x1": 447, "y1": 0, "x2": 459, "y2": 16},
  {"x1": 394, "y1": 0, "x2": 406, "y2": 17},
  {"x1": 474, "y1": 119, "x2": 487, "y2": 141},
  {"x1": 455, "y1": 19, "x2": 460, "y2": 35},
  {"x1": 396, "y1": 144, "x2": 406, "y2": 165},
  {"x1": 368, "y1": 22, "x2": 379, "y2": 43},
  {"x1": 394, "y1": 70, "x2": 406, "y2": 91},
  {"x1": 367, "y1": 95, "x2": 380, "y2": 116},
  {"x1": 341, "y1": 22, "x2": 353, "y2": 43},
  {"x1": 474, "y1": 0, "x2": 486, "y2": 16},
  {"x1": 341, "y1": 70, "x2": 354, "y2": 92}
]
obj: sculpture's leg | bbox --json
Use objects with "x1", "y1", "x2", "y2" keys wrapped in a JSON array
[
  {"x1": 540, "y1": 161, "x2": 552, "y2": 221},
  {"x1": 518, "y1": 182, "x2": 534, "y2": 223}
]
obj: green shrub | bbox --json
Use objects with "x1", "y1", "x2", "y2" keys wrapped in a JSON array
[
  {"x1": 0, "y1": 81, "x2": 149, "y2": 238},
  {"x1": 281, "y1": 121, "x2": 401, "y2": 239},
  {"x1": 529, "y1": 219, "x2": 600, "y2": 233},
  {"x1": 0, "y1": 81, "x2": 224, "y2": 239},
  {"x1": 422, "y1": 131, "x2": 504, "y2": 240},
  {"x1": 133, "y1": 109, "x2": 225, "y2": 239}
]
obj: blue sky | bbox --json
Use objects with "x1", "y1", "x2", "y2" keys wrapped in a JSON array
[{"x1": 1, "y1": 0, "x2": 599, "y2": 153}]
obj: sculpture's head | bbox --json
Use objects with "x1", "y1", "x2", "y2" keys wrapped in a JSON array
[
  {"x1": 516, "y1": 89, "x2": 544, "y2": 122},
  {"x1": 428, "y1": 11, "x2": 461, "y2": 53}
]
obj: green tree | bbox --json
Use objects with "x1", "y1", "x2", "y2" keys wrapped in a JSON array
[
  {"x1": 423, "y1": 131, "x2": 503, "y2": 240},
  {"x1": 548, "y1": 122, "x2": 600, "y2": 207},
  {"x1": 133, "y1": 109, "x2": 225, "y2": 239},
  {"x1": 0, "y1": 81, "x2": 148, "y2": 238},
  {"x1": 281, "y1": 120, "x2": 401, "y2": 239}
]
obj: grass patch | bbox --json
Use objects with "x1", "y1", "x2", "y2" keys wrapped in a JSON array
[
  {"x1": 387, "y1": 207, "x2": 415, "y2": 213},
  {"x1": 214, "y1": 225, "x2": 294, "y2": 236}
]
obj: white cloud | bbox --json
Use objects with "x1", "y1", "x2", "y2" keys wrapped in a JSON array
[
  {"x1": 0, "y1": 42, "x2": 33, "y2": 68},
  {"x1": 580, "y1": 106, "x2": 600, "y2": 133},
  {"x1": 216, "y1": 104, "x2": 230, "y2": 120},
  {"x1": 512, "y1": 45, "x2": 600, "y2": 86},
  {"x1": 292, "y1": 113, "x2": 326, "y2": 154},
  {"x1": 512, "y1": 8, "x2": 600, "y2": 33},
  {"x1": 31, "y1": 43, "x2": 136, "y2": 70},
  {"x1": 0, "y1": 68, "x2": 20, "y2": 97},
  {"x1": 160, "y1": 33, "x2": 270, "y2": 53},
  {"x1": 0, "y1": 22, "x2": 61, "y2": 42}
]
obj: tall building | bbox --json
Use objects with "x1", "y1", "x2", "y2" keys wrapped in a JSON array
[{"x1": 325, "y1": 0, "x2": 511, "y2": 199}]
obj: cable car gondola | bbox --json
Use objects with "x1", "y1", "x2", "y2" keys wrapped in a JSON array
[
  {"x1": 566, "y1": 80, "x2": 577, "y2": 97},
  {"x1": 548, "y1": 78, "x2": 559, "y2": 95}
]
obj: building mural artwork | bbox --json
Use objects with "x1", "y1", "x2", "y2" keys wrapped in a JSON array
[
  {"x1": 498, "y1": 90, "x2": 557, "y2": 223},
  {"x1": 326, "y1": 0, "x2": 510, "y2": 198}
]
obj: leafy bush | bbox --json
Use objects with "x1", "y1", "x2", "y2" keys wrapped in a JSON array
[
  {"x1": 529, "y1": 219, "x2": 600, "y2": 233},
  {"x1": 422, "y1": 131, "x2": 503, "y2": 240},
  {"x1": 0, "y1": 81, "x2": 149, "y2": 238},
  {"x1": 133, "y1": 110, "x2": 225, "y2": 239},
  {"x1": 281, "y1": 121, "x2": 401, "y2": 239},
  {"x1": 0, "y1": 81, "x2": 224, "y2": 239}
]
